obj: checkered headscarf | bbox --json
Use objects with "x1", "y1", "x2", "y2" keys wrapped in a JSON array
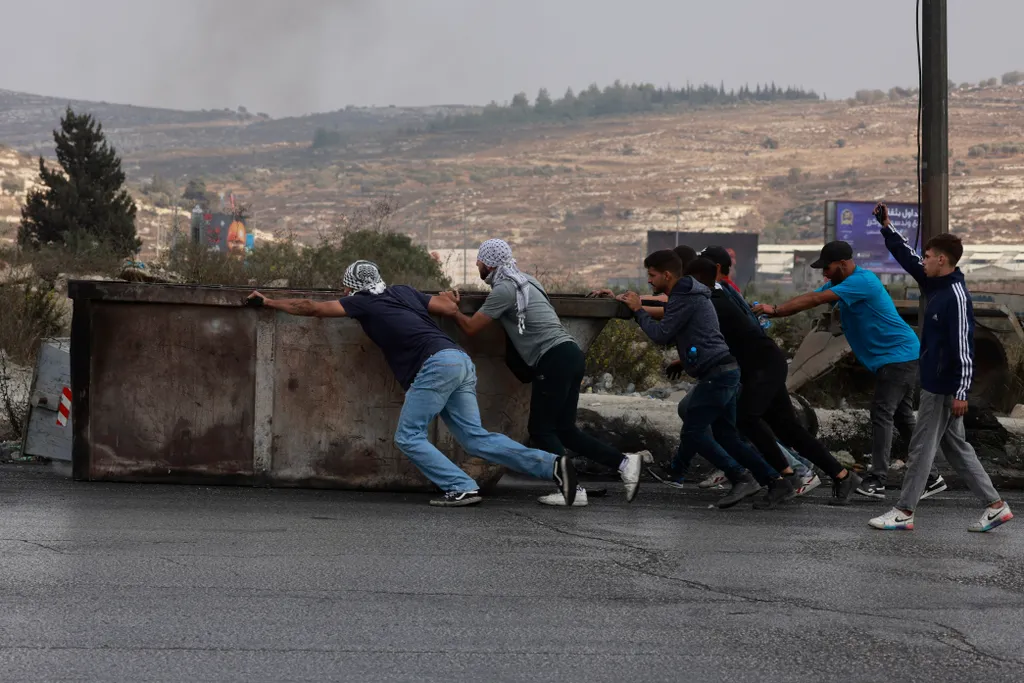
[
  {"x1": 342, "y1": 260, "x2": 386, "y2": 295},
  {"x1": 477, "y1": 239, "x2": 530, "y2": 334}
]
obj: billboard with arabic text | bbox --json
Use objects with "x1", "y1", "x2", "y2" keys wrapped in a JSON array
[{"x1": 833, "y1": 201, "x2": 919, "y2": 274}]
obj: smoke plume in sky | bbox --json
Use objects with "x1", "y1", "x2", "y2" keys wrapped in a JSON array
[{"x1": 1, "y1": 0, "x2": 1022, "y2": 116}]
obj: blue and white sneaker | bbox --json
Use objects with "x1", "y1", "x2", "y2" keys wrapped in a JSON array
[{"x1": 968, "y1": 503, "x2": 1013, "y2": 533}]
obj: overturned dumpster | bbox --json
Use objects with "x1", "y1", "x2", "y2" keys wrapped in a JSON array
[{"x1": 66, "y1": 281, "x2": 628, "y2": 492}]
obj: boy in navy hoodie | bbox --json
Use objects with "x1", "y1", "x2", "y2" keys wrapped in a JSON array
[{"x1": 869, "y1": 204, "x2": 1013, "y2": 532}]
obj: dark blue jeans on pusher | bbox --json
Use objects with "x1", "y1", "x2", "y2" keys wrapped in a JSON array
[{"x1": 671, "y1": 367, "x2": 780, "y2": 485}]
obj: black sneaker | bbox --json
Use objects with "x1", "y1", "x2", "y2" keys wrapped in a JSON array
[
  {"x1": 430, "y1": 490, "x2": 483, "y2": 507},
  {"x1": 553, "y1": 456, "x2": 578, "y2": 506},
  {"x1": 830, "y1": 471, "x2": 863, "y2": 506},
  {"x1": 753, "y1": 477, "x2": 797, "y2": 510},
  {"x1": 920, "y1": 474, "x2": 948, "y2": 500},
  {"x1": 855, "y1": 475, "x2": 886, "y2": 500}
]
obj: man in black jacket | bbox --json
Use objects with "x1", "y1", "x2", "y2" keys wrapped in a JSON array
[
  {"x1": 618, "y1": 250, "x2": 791, "y2": 509},
  {"x1": 684, "y1": 257, "x2": 863, "y2": 506}
]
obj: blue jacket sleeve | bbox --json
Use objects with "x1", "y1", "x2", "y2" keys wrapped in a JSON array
[
  {"x1": 881, "y1": 225, "x2": 927, "y2": 284},
  {"x1": 634, "y1": 295, "x2": 691, "y2": 345},
  {"x1": 949, "y1": 283, "x2": 975, "y2": 401}
]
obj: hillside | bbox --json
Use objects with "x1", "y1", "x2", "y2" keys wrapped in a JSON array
[
  {"x1": 0, "y1": 89, "x2": 477, "y2": 157},
  {"x1": 2, "y1": 84, "x2": 1023, "y2": 282}
]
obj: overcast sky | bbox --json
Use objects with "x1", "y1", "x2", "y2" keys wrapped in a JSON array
[{"x1": 1, "y1": 0, "x2": 1021, "y2": 117}]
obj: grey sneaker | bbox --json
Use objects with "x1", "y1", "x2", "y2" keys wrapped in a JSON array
[
  {"x1": 752, "y1": 477, "x2": 797, "y2": 510},
  {"x1": 718, "y1": 476, "x2": 763, "y2": 509},
  {"x1": 830, "y1": 472, "x2": 863, "y2": 506}
]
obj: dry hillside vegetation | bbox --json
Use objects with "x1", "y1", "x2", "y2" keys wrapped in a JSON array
[{"x1": 3, "y1": 85, "x2": 1023, "y2": 281}]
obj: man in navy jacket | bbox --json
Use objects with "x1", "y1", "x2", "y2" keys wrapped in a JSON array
[{"x1": 868, "y1": 204, "x2": 1013, "y2": 533}]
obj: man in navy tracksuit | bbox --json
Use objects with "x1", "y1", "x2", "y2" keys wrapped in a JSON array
[{"x1": 868, "y1": 204, "x2": 1013, "y2": 532}]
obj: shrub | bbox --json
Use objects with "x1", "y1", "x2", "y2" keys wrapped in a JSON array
[
  {"x1": 585, "y1": 319, "x2": 667, "y2": 391},
  {"x1": 836, "y1": 138, "x2": 847, "y2": 148},
  {"x1": 761, "y1": 137, "x2": 779, "y2": 150}
]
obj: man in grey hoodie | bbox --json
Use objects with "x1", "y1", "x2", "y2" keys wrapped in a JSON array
[{"x1": 619, "y1": 250, "x2": 795, "y2": 509}]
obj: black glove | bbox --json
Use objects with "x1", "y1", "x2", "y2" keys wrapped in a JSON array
[
  {"x1": 245, "y1": 295, "x2": 265, "y2": 308},
  {"x1": 666, "y1": 361, "x2": 684, "y2": 382}
]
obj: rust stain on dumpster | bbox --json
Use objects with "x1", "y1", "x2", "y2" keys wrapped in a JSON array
[{"x1": 88, "y1": 302, "x2": 255, "y2": 479}]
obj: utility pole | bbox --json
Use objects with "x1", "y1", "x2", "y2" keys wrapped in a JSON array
[
  {"x1": 674, "y1": 197, "x2": 680, "y2": 246},
  {"x1": 461, "y1": 201, "x2": 467, "y2": 287},
  {"x1": 919, "y1": 0, "x2": 948, "y2": 329},
  {"x1": 920, "y1": 0, "x2": 948, "y2": 245}
]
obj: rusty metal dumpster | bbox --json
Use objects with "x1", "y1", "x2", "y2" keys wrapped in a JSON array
[{"x1": 66, "y1": 281, "x2": 629, "y2": 492}]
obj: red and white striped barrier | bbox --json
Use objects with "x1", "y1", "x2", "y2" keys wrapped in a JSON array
[{"x1": 56, "y1": 387, "x2": 72, "y2": 427}]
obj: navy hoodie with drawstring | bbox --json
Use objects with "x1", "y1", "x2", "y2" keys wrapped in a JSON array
[
  {"x1": 881, "y1": 225, "x2": 974, "y2": 401},
  {"x1": 633, "y1": 277, "x2": 734, "y2": 378}
]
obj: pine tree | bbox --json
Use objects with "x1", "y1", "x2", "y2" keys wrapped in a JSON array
[{"x1": 19, "y1": 107, "x2": 140, "y2": 256}]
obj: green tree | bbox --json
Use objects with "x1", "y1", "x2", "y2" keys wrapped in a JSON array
[
  {"x1": 183, "y1": 178, "x2": 208, "y2": 205},
  {"x1": 19, "y1": 107, "x2": 140, "y2": 256},
  {"x1": 511, "y1": 92, "x2": 530, "y2": 109},
  {"x1": 534, "y1": 87, "x2": 553, "y2": 114}
]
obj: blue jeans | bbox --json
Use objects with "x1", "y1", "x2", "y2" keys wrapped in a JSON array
[
  {"x1": 782, "y1": 444, "x2": 814, "y2": 477},
  {"x1": 672, "y1": 368, "x2": 780, "y2": 485},
  {"x1": 676, "y1": 383, "x2": 812, "y2": 481},
  {"x1": 395, "y1": 349, "x2": 557, "y2": 493}
]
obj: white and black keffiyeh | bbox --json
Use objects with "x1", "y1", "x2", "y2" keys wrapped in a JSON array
[
  {"x1": 477, "y1": 238, "x2": 530, "y2": 334},
  {"x1": 342, "y1": 260, "x2": 386, "y2": 295}
]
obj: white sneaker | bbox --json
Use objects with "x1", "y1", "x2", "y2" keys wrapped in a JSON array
[
  {"x1": 868, "y1": 507, "x2": 915, "y2": 531},
  {"x1": 699, "y1": 470, "x2": 729, "y2": 489},
  {"x1": 968, "y1": 503, "x2": 1013, "y2": 532},
  {"x1": 539, "y1": 487, "x2": 588, "y2": 507},
  {"x1": 795, "y1": 473, "x2": 821, "y2": 497},
  {"x1": 621, "y1": 451, "x2": 647, "y2": 503}
]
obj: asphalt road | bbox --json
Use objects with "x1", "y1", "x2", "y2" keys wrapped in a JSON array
[{"x1": 1, "y1": 463, "x2": 1023, "y2": 683}]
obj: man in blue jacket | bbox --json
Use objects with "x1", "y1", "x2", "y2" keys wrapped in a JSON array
[
  {"x1": 868, "y1": 205, "x2": 1012, "y2": 532},
  {"x1": 618, "y1": 250, "x2": 795, "y2": 509}
]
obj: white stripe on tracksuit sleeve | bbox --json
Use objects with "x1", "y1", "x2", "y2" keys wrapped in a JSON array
[{"x1": 951, "y1": 282, "x2": 973, "y2": 402}]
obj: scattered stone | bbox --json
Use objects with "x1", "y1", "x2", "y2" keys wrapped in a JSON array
[
  {"x1": 625, "y1": 383, "x2": 636, "y2": 394},
  {"x1": 647, "y1": 387, "x2": 673, "y2": 400},
  {"x1": 832, "y1": 450, "x2": 857, "y2": 469},
  {"x1": 1011, "y1": 405, "x2": 1024, "y2": 420},
  {"x1": 601, "y1": 373, "x2": 614, "y2": 391}
]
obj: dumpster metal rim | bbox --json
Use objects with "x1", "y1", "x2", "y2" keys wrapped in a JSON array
[{"x1": 66, "y1": 280, "x2": 634, "y2": 319}]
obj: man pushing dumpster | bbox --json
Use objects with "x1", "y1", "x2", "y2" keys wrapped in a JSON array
[{"x1": 246, "y1": 260, "x2": 578, "y2": 507}]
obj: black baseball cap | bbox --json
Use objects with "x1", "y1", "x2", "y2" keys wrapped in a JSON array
[
  {"x1": 699, "y1": 245, "x2": 732, "y2": 269},
  {"x1": 810, "y1": 241, "x2": 854, "y2": 269}
]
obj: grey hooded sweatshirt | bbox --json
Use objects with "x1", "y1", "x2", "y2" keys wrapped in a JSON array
[{"x1": 633, "y1": 277, "x2": 735, "y2": 379}]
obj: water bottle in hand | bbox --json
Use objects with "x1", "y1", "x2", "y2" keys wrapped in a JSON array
[{"x1": 752, "y1": 301, "x2": 772, "y2": 330}]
